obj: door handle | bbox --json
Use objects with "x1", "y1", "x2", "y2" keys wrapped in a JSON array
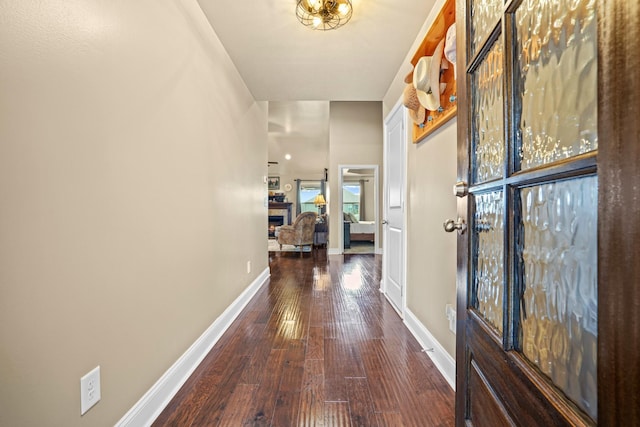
[
  {"x1": 381, "y1": 220, "x2": 388, "y2": 225},
  {"x1": 443, "y1": 218, "x2": 467, "y2": 234}
]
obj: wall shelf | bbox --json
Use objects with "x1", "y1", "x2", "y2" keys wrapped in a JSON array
[{"x1": 410, "y1": 0, "x2": 456, "y2": 144}]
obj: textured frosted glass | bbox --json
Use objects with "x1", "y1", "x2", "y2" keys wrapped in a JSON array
[
  {"x1": 472, "y1": 36, "x2": 504, "y2": 183},
  {"x1": 473, "y1": 191, "x2": 504, "y2": 333},
  {"x1": 520, "y1": 177, "x2": 597, "y2": 419},
  {"x1": 470, "y1": 0, "x2": 503, "y2": 56},
  {"x1": 515, "y1": 0, "x2": 597, "y2": 170}
]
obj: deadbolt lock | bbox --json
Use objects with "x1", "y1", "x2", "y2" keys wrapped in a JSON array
[{"x1": 453, "y1": 181, "x2": 469, "y2": 198}]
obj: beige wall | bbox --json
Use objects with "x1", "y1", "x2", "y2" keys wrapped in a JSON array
[
  {"x1": 382, "y1": 0, "x2": 458, "y2": 359},
  {"x1": 328, "y1": 102, "x2": 383, "y2": 251},
  {"x1": 406, "y1": 122, "x2": 458, "y2": 357},
  {"x1": 0, "y1": 1, "x2": 268, "y2": 426}
]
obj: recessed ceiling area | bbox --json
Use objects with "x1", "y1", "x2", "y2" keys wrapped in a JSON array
[
  {"x1": 343, "y1": 167, "x2": 375, "y2": 178},
  {"x1": 268, "y1": 101, "x2": 329, "y2": 178}
]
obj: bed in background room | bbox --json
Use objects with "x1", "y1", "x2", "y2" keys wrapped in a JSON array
[{"x1": 343, "y1": 212, "x2": 375, "y2": 242}]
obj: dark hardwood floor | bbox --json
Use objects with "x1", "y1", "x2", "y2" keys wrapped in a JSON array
[{"x1": 153, "y1": 251, "x2": 455, "y2": 426}]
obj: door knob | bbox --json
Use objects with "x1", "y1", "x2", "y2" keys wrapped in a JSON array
[
  {"x1": 382, "y1": 220, "x2": 389, "y2": 225},
  {"x1": 443, "y1": 218, "x2": 467, "y2": 234},
  {"x1": 453, "y1": 181, "x2": 469, "y2": 198}
]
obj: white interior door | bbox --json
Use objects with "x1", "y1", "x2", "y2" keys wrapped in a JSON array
[{"x1": 383, "y1": 103, "x2": 406, "y2": 315}]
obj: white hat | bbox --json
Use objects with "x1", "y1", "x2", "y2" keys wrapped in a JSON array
[
  {"x1": 444, "y1": 24, "x2": 457, "y2": 79},
  {"x1": 413, "y1": 38, "x2": 445, "y2": 111}
]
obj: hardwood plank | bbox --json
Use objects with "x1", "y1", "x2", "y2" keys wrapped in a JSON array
[
  {"x1": 271, "y1": 390, "x2": 302, "y2": 427},
  {"x1": 324, "y1": 336, "x2": 365, "y2": 401},
  {"x1": 270, "y1": 340, "x2": 306, "y2": 426},
  {"x1": 309, "y1": 293, "x2": 325, "y2": 327},
  {"x1": 359, "y1": 340, "x2": 401, "y2": 413},
  {"x1": 217, "y1": 383, "x2": 258, "y2": 427},
  {"x1": 306, "y1": 326, "x2": 324, "y2": 360},
  {"x1": 186, "y1": 356, "x2": 251, "y2": 426},
  {"x1": 298, "y1": 359, "x2": 325, "y2": 426},
  {"x1": 376, "y1": 411, "x2": 404, "y2": 427},
  {"x1": 324, "y1": 401, "x2": 352, "y2": 427},
  {"x1": 152, "y1": 254, "x2": 454, "y2": 426},
  {"x1": 239, "y1": 328, "x2": 273, "y2": 384},
  {"x1": 243, "y1": 349, "x2": 287, "y2": 426},
  {"x1": 346, "y1": 377, "x2": 378, "y2": 427},
  {"x1": 151, "y1": 348, "x2": 248, "y2": 426},
  {"x1": 405, "y1": 350, "x2": 455, "y2": 426}
]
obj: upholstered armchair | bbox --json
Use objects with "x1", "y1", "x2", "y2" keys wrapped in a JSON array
[{"x1": 277, "y1": 211, "x2": 317, "y2": 256}]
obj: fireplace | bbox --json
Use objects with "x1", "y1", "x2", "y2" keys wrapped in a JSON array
[
  {"x1": 268, "y1": 202, "x2": 292, "y2": 237},
  {"x1": 268, "y1": 215, "x2": 284, "y2": 237}
]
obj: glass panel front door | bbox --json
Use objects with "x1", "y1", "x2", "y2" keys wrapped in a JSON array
[
  {"x1": 473, "y1": 190, "x2": 504, "y2": 333},
  {"x1": 463, "y1": 0, "x2": 598, "y2": 422},
  {"x1": 514, "y1": 0, "x2": 598, "y2": 170},
  {"x1": 470, "y1": 0, "x2": 503, "y2": 57},
  {"x1": 471, "y1": 34, "x2": 505, "y2": 184},
  {"x1": 519, "y1": 176, "x2": 598, "y2": 418}
]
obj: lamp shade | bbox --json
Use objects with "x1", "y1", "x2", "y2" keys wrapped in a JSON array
[{"x1": 313, "y1": 194, "x2": 326, "y2": 206}]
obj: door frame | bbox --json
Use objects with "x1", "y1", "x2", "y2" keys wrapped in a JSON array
[
  {"x1": 337, "y1": 164, "x2": 380, "y2": 254},
  {"x1": 454, "y1": 0, "x2": 640, "y2": 424},
  {"x1": 381, "y1": 99, "x2": 408, "y2": 315}
]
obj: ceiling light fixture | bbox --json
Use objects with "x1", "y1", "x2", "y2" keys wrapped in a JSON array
[
  {"x1": 296, "y1": 0, "x2": 353, "y2": 31},
  {"x1": 285, "y1": 153, "x2": 292, "y2": 160}
]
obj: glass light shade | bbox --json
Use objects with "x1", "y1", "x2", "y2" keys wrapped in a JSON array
[{"x1": 296, "y1": 0, "x2": 353, "y2": 31}]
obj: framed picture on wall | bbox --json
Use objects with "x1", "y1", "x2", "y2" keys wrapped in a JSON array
[{"x1": 268, "y1": 176, "x2": 280, "y2": 190}]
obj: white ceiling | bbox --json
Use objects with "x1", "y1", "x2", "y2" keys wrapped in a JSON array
[
  {"x1": 198, "y1": 0, "x2": 435, "y2": 101},
  {"x1": 197, "y1": 0, "x2": 436, "y2": 176}
]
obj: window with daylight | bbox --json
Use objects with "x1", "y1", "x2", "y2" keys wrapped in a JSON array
[
  {"x1": 299, "y1": 181, "x2": 322, "y2": 214},
  {"x1": 342, "y1": 182, "x2": 361, "y2": 220}
]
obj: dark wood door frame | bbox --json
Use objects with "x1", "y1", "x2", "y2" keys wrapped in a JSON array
[{"x1": 597, "y1": 0, "x2": 640, "y2": 424}]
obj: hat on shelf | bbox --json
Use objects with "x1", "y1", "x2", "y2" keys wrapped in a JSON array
[
  {"x1": 404, "y1": 69, "x2": 414, "y2": 84},
  {"x1": 444, "y1": 23, "x2": 457, "y2": 79},
  {"x1": 413, "y1": 38, "x2": 446, "y2": 111},
  {"x1": 402, "y1": 83, "x2": 426, "y2": 124}
]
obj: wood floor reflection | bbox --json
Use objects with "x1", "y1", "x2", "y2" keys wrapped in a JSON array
[{"x1": 153, "y1": 252, "x2": 455, "y2": 426}]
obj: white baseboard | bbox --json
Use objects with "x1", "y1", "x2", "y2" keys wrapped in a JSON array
[
  {"x1": 404, "y1": 308, "x2": 456, "y2": 391},
  {"x1": 115, "y1": 267, "x2": 271, "y2": 427}
]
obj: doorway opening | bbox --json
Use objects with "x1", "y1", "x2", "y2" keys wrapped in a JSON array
[{"x1": 338, "y1": 165, "x2": 379, "y2": 254}]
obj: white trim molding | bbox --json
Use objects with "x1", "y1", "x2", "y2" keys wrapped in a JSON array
[
  {"x1": 115, "y1": 267, "x2": 271, "y2": 427},
  {"x1": 404, "y1": 308, "x2": 456, "y2": 391}
]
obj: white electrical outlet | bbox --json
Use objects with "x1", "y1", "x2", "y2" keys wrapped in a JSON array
[
  {"x1": 445, "y1": 304, "x2": 457, "y2": 334},
  {"x1": 247, "y1": 260, "x2": 251, "y2": 274},
  {"x1": 449, "y1": 309, "x2": 456, "y2": 334},
  {"x1": 80, "y1": 366, "x2": 101, "y2": 415}
]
